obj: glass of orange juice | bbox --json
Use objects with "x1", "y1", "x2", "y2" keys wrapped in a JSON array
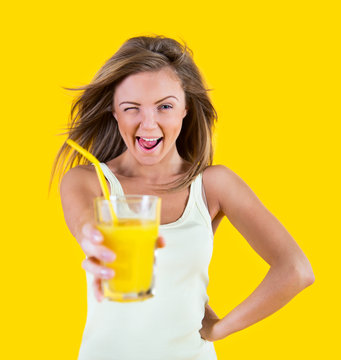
[{"x1": 94, "y1": 195, "x2": 161, "y2": 302}]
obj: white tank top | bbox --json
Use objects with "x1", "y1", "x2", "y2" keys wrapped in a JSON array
[{"x1": 78, "y1": 163, "x2": 217, "y2": 360}]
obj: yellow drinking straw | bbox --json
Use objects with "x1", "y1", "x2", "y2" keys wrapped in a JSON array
[{"x1": 66, "y1": 139, "x2": 118, "y2": 224}]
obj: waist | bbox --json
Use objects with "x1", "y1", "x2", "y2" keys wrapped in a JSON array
[
  {"x1": 80, "y1": 272, "x2": 211, "y2": 358},
  {"x1": 79, "y1": 310, "x2": 213, "y2": 360}
]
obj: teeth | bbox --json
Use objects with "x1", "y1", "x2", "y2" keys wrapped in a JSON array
[{"x1": 140, "y1": 137, "x2": 160, "y2": 141}]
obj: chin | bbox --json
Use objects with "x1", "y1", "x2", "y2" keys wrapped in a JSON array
[{"x1": 133, "y1": 141, "x2": 166, "y2": 165}]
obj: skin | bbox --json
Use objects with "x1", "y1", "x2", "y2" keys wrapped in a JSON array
[
  {"x1": 112, "y1": 66, "x2": 188, "y2": 178},
  {"x1": 60, "y1": 66, "x2": 315, "y2": 343}
]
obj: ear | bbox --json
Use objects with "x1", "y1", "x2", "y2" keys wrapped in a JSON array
[
  {"x1": 110, "y1": 102, "x2": 117, "y2": 120},
  {"x1": 183, "y1": 107, "x2": 188, "y2": 119}
]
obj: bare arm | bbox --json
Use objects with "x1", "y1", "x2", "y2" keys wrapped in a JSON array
[
  {"x1": 60, "y1": 165, "x2": 165, "y2": 301},
  {"x1": 60, "y1": 166, "x2": 118, "y2": 300},
  {"x1": 200, "y1": 165, "x2": 315, "y2": 341},
  {"x1": 60, "y1": 165, "x2": 101, "y2": 240}
]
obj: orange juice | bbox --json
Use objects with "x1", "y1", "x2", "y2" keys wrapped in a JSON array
[{"x1": 97, "y1": 219, "x2": 158, "y2": 302}]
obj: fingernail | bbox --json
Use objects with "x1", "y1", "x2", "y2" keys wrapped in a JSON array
[
  {"x1": 101, "y1": 251, "x2": 115, "y2": 262},
  {"x1": 93, "y1": 231, "x2": 102, "y2": 242},
  {"x1": 100, "y1": 269, "x2": 114, "y2": 278}
]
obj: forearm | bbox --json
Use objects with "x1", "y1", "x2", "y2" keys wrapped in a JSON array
[
  {"x1": 215, "y1": 265, "x2": 313, "y2": 339},
  {"x1": 61, "y1": 197, "x2": 95, "y2": 242}
]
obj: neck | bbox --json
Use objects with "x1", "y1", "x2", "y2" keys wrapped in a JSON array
[{"x1": 114, "y1": 148, "x2": 190, "y2": 184}]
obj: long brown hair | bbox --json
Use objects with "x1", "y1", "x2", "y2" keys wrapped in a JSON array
[{"x1": 50, "y1": 35, "x2": 217, "y2": 193}]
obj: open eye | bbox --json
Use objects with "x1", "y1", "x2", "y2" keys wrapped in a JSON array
[{"x1": 159, "y1": 104, "x2": 173, "y2": 110}]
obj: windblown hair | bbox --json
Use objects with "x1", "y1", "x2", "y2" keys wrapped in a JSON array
[{"x1": 50, "y1": 35, "x2": 217, "y2": 193}]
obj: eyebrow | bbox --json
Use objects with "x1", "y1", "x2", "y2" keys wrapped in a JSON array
[{"x1": 119, "y1": 96, "x2": 178, "y2": 106}]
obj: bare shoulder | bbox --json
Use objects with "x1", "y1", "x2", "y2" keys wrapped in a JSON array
[
  {"x1": 202, "y1": 164, "x2": 242, "y2": 194},
  {"x1": 202, "y1": 167, "x2": 315, "y2": 279},
  {"x1": 59, "y1": 165, "x2": 103, "y2": 239},
  {"x1": 60, "y1": 164, "x2": 101, "y2": 197},
  {"x1": 201, "y1": 165, "x2": 233, "y2": 221},
  {"x1": 202, "y1": 164, "x2": 237, "y2": 184},
  {"x1": 61, "y1": 164, "x2": 95, "y2": 185},
  {"x1": 202, "y1": 164, "x2": 258, "y2": 218}
]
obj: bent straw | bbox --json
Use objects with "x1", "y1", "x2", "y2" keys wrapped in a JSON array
[{"x1": 66, "y1": 139, "x2": 118, "y2": 225}]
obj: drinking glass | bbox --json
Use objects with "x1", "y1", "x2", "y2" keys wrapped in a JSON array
[{"x1": 94, "y1": 195, "x2": 161, "y2": 302}]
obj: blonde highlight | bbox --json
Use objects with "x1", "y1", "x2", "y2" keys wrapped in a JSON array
[{"x1": 50, "y1": 35, "x2": 217, "y2": 193}]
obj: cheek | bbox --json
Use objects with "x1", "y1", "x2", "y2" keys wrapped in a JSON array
[
  {"x1": 172, "y1": 111, "x2": 185, "y2": 130},
  {"x1": 166, "y1": 119, "x2": 183, "y2": 139},
  {"x1": 116, "y1": 115, "x2": 139, "y2": 132},
  {"x1": 116, "y1": 120, "x2": 134, "y2": 141}
]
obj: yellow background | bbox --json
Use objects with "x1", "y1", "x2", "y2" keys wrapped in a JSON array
[{"x1": 1, "y1": 1, "x2": 340, "y2": 358}]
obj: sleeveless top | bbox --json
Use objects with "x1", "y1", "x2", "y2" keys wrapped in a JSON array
[{"x1": 78, "y1": 163, "x2": 217, "y2": 360}]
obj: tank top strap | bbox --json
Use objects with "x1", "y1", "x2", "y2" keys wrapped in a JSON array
[
  {"x1": 192, "y1": 173, "x2": 213, "y2": 231},
  {"x1": 96, "y1": 164, "x2": 212, "y2": 231},
  {"x1": 98, "y1": 163, "x2": 124, "y2": 196}
]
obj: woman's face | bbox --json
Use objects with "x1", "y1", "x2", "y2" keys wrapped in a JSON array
[{"x1": 112, "y1": 67, "x2": 187, "y2": 166}]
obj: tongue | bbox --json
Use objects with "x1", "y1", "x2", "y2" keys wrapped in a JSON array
[{"x1": 138, "y1": 138, "x2": 158, "y2": 149}]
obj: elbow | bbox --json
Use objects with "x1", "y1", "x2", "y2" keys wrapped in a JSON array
[
  {"x1": 281, "y1": 258, "x2": 315, "y2": 289},
  {"x1": 292, "y1": 251, "x2": 315, "y2": 287},
  {"x1": 295, "y1": 262, "x2": 315, "y2": 288},
  {"x1": 283, "y1": 266, "x2": 315, "y2": 292},
  {"x1": 301, "y1": 268, "x2": 315, "y2": 287}
]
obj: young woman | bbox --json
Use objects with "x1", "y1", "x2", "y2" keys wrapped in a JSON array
[{"x1": 52, "y1": 35, "x2": 314, "y2": 360}]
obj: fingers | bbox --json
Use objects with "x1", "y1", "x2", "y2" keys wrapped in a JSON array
[
  {"x1": 80, "y1": 223, "x2": 116, "y2": 263},
  {"x1": 82, "y1": 257, "x2": 115, "y2": 279},
  {"x1": 81, "y1": 240, "x2": 116, "y2": 263},
  {"x1": 93, "y1": 277, "x2": 104, "y2": 302},
  {"x1": 82, "y1": 223, "x2": 103, "y2": 243},
  {"x1": 80, "y1": 224, "x2": 165, "y2": 303},
  {"x1": 80, "y1": 223, "x2": 115, "y2": 303}
]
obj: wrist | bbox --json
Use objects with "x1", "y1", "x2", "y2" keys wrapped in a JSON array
[{"x1": 213, "y1": 317, "x2": 233, "y2": 340}]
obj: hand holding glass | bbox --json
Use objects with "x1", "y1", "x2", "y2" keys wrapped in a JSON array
[{"x1": 94, "y1": 195, "x2": 161, "y2": 302}]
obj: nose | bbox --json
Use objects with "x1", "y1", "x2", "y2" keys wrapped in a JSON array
[{"x1": 139, "y1": 109, "x2": 158, "y2": 130}]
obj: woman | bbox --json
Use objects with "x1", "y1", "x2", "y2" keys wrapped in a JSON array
[{"x1": 52, "y1": 35, "x2": 315, "y2": 360}]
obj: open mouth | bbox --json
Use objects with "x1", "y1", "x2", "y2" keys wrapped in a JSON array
[{"x1": 136, "y1": 136, "x2": 163, "y2": 151}]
